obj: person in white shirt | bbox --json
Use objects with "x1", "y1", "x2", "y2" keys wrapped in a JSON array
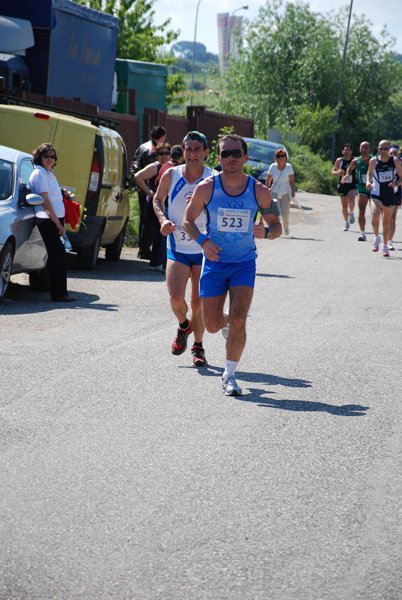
[
  {"x1": 29, "y1": 143, "x2": 76, "y2": 302},
  {"x1": 265, "y1": 149, "x2": 295, "y2": 236}
]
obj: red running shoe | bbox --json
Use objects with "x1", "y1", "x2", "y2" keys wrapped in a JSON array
[
  {"x1": 191, "y1": 344, "x2": 208, "y2": 367},
  {"x1": 171, "y1": 321, "x2": 193, "y2": 355}
]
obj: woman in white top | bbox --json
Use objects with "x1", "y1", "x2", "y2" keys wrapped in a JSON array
[
  {"x1": 29, "y1": 143, "x2": 76, "y2": 302},
  {"x1": 265, "y1": 149, "x2": 296, "y2": 236}
]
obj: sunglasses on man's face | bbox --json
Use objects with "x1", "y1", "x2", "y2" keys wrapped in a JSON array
[
  {"x1": 378, "y1": 147, "x2": 390, "y2": 151},
  {"x1": 220, "y1": 149, "x2": 243, "y2": 159},
  {"x1": 158, "y1": 151, "x2": 170, "y2": 156},
  {"x1": 43, "y1": 154, "x2": 55, "y2": 159}
]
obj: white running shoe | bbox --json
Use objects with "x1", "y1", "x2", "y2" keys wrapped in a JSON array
[
  {"x1": 149, "y1": 264, "x2": 165, "y2": 272},
  {"x1": 372, "y1": 237, "x2": 380, "y2": 252},
  {"x1": 221, "y1": 375, "x2": 243, "y2": 396},
  {"x1": 388, "y1": 241, "x2": 395, "y2": 250},
  {"x1": 343, "y1": 222, "x2": 349, "y2": 231},
  {"x1": 358, "y1": 233, "x2": 366, "y2": 241}
]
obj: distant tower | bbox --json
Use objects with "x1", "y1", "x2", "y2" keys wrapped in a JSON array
[{"x1": 217, "y1": 13, "x2": 244, "y2": 74}]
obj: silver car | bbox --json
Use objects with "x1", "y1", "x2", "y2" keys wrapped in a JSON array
[
  {"x1": 0, "y1": 144, "x2": 48, "y2": 301},
  {"x1": 244, "y1": 137, "x2": 288, "y2": 184}
]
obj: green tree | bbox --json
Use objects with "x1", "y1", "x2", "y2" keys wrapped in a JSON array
[
  {"x1": 214, "y1": 0, "x2": 402, "y2": 156},
  {"x1": 290, "y1": 104, "x2": 339, "y2": 156}
]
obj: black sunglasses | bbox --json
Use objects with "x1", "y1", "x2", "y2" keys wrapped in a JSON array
[
  {"x1": 220, "y1": 149, "x2": 243, "y2": 159},
  {"x1": 378, "y1": 146, "x2": 390, "y2": 151},
  {"x1": 158, "y1": 151, "x2": 170, "y2": 156},
  {"x1": 277, "y1": 154, "x2": 286, "y2": 158},
  {"x1": 43, "y1": 153, "x2": 56, "y2": 159}
]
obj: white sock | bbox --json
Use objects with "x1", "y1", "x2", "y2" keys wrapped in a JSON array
[{"x1": 223, "y1": 359, "x2": 238, "y2": 379}]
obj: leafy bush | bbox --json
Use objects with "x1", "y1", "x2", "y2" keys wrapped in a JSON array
[
  {"x1": 286, "y1": 141, "x2": 338, "y2": 195},
  {"x1": 125, "y1": 191, "x2": 140, "y2": 247}
]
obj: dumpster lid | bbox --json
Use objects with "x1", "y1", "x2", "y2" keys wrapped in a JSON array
[{"x1": 0, "y1": 15, "x2": 34, "y2": 54}]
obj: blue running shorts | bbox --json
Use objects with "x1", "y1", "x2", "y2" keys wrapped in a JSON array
[
  {"x1": 200, "y1": 258, "x2": 256, "y2": 297},
  {"x1": 167, "y1": 248, "x2": 203, "y2": 267}
]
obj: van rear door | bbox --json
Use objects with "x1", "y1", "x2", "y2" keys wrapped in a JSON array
[
  {"x1": 0, "y1": 106, "x2": 56, "y2": 153},
  {"x1": 52, "y1": 117, "x2": 96, "y2": 219}
]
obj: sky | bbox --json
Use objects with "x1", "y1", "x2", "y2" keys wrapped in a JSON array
[{"x1": 154, "y1": 0, "x2": 402, "y2": 56}]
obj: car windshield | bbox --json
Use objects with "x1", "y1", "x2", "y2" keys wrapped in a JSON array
[
  {"x1": 247, "y1": 143, "x2": 277, "y2": 164},
  {"x1": 0, "y1": 160, "x2": 14, "y2": 201}
]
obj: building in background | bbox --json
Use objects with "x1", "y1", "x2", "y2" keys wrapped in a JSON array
[{"x1": 217, "y1": 13, "x2": 244, "y2": 74}]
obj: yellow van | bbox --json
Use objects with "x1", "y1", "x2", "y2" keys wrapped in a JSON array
[{"x1": 0, "y1": 104, "x2": 129, "y2": 268}]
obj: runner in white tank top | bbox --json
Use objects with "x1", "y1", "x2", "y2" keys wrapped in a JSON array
[{"x1": 153, "y1": 131, "x2": 212, "y2": 367}]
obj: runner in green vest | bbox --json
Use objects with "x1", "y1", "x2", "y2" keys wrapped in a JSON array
[{"x1": 342, "y1": 141, "x2": 372, "y2": 241}]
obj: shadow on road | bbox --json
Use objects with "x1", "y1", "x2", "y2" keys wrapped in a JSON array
[
  {"x1": 237, "y1": 393, "x2": 369, "y2": 416},
  {"x1": 66, "y1": 254, "x2": 165, "y2": 282},
  {"x1": 236, "y1": 371, "x2": 312, "y2": 388},
  {"x1": 2, "y1": 283, "x2": 118, "y2": 314},
  {"x1": 256, "y1": 272, "x2": 294, "y2": 279},
  {"x1": 180, "y1": 366, "x2": 368, "y2": 415},
  {"x1": 283, "y1": 236, "x2": 324, "y2": 241}
]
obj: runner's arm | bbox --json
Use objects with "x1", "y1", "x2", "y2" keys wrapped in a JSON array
[
  {"x1": 153, "y1": 170, "x2": 176, "y2": 235},
  {"x1": 341, "y1": 158, "x2": 358, "y2": 183},
  {"x1": 134, "y1": 163, "x2": 157, "y2": 197},
  {"x1": 254, "y1": 181, "x2": 282, "y2": 239},
  {"x1": 394, "y1": 157, "x2": 402, "y2": 182},
  {"x1": 366, "y1": 157, "x2": 376, "y2": 190},
  {"x1": 331, "y1": 157, "x2": 344, "y2": 176},
  {"x1": 183, "y1": 178, "x2": 222, "y2": 261}
]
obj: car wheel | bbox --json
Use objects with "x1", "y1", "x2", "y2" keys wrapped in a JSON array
[
  {"x1": 105, "y1": 220, "x2": 127, "y2": 261},
  {"x1": 29, "y1": 262, "x2": 50, "y2": 292},
  {"x1": 0, "y1": 241, "x2": 14, "y2": 301},
  {"x1": 78, "y1": 229, "x2": 102, "y2": 270}
]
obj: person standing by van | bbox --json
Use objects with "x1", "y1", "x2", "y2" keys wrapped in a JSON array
[
  {"x1": 135, "y1": 142, "x2": 171, "y2": 272},
  {"x1": 132, "y1": 126, "x2": 166, "y2": 259},
  {"x1": 29, "y1": 143, "x2": 76, "y2": 302},
  {"x1": 265, "y1": 149, "x2": 295, "y2": 236}
]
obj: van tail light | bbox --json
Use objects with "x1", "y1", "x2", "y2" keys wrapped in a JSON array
[
  {"x1": 87, "y1": 153, "x2": 100, "y2": 197},
  {"x1": 34, "y1": 112, "x2": 50, "y2": 120}
]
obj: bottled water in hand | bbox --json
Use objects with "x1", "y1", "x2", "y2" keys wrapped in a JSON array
[{"x1": 60, "y1": 234, "x2": 72, "y2": 252}]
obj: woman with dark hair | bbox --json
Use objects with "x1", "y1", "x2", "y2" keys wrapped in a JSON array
[
  {"x1": 135, "y1": 142, "x2": 171, "y2": 272},
  {"x1": 29, "y1": 143, "x2": 76, "y2": 302},
  {"x1": 265, "y1": 149, "x2": 295, "y2": 236}
]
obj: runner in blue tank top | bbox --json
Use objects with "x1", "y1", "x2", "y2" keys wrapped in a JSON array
[{"x1": 183, "y1": 134, "x2": 282, "y2": 396}]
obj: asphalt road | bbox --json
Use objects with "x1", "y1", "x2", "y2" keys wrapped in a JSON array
[{"x1": 1, "y1": 192, "x2": 402, "y2": 600}]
